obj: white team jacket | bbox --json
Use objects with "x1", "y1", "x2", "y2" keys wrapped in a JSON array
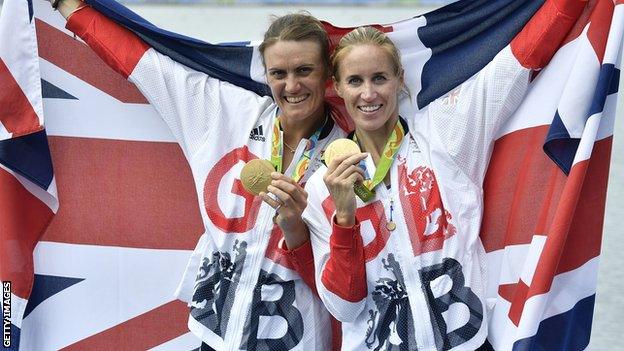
[
  {"x1": 304, "y1": 46, "x2": 532, "y2": 351},
  {"x1": 67, "y1": 7, "x2": 346, "y2": 350},
  {"x1": 303, "y1": 0, "x2": 586, "y2": 347}
]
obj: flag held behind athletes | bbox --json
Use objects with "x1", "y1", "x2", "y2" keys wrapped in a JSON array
[
  {"x1": 0, "y1": 0, "x2": 57, "y2": 350},
  {"x1": 2, "y1": 0, "x2": 621, "y2": 349}
]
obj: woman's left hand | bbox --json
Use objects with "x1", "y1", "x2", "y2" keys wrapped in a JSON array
[{"x1": 260, "y1": 172, "x2": 309, "y2": 249}]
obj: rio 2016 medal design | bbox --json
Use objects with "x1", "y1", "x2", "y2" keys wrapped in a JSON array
[
  {"x1": 323, "y1": 138, "x2": 361, "y2": 165},
  {"x1": 324, "y1": 138, "x2": 375, "y2": 201},
  {"x1": 240, "y1": 159, "x2": 275, "y2": 196}
]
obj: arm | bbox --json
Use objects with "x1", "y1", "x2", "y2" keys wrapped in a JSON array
[
  {"x1": 322, "y1": 218, "x2": 367, "y2": 305},
  {"x1": 510, "y1": 0, "x2": 588, "y2": 71},
  {"x1": 261, "y1": 172, "x2": 311, "y2": 250},
  {"x1": 54, "y1": 0, "x2": 271, "y2": 158},
  {"x1": 303, "y1": 159, "x2": 368, "y2": 322},
  {"x1": 427, "y1": 0, "x2": 587, "y2": 185},
  {"x1": 278, "y1": 238, "x2": 318, "y2": 295},
  {"x1": 56, "y1": 0, "x2": 84, "y2": 19},
  {"x1": 258, "y1": 172, "x2": 317, "y2": 291}
]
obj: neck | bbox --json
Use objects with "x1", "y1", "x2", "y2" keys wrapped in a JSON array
[
  {"x1": 355, "y1": 115, "x2": 399, "y2": 164},
  {"x1": 280, "y1": 107, "x2": 326, "y2": 146}
]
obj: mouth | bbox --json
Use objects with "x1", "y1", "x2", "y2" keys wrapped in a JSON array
[
  {"x1": 357, "y1": 104, "x2": 382, "y2": 113},
  {"x1": 284, "y1": 94, "x2": 310, "y2": 104}
]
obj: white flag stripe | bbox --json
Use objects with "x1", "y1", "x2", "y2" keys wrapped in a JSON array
[
  {"x1": 487, "y1": 298, "x2": 518, "y2": 350},
  {"x1": 0, "y1": 0, "x2": 44, "y2": 131},
  {"x1": 249, "y1": 45, "x2": 266, "y2": 86},
  {"x1": 21, "y1": 241, "x2": 193, "y2": 350},
  {"x1": 0, "y1": 121, "x2": 11, "y2": 139},
  {"x1": 604, "y1": 6, "x2": 624, "y2": 66},
  {"x1": 519, "y1": 235, "x2": 547, "y2": 286},
  {"x1": 33, "y1": 0, "x2": 81, "y2": 40},
  {"x1": 485, "y1": 237, "x2": 545, "y2": 293},
  {"x1": 4, "y1": 292, "x2": 28, "y2": 329},
  {"x1": 389, "y1": 16, "x2": 429, "y2": 100},
  {"x1": 572, "y1": 112, "x2": 602, "y2": 164},
  {"x1": 571, "y1": 10, "x2": 623, "y2": 164},
  {"x1": 595, "y1": 90, "x2": 618, "y2": 141},
  {"x1": 515, "y1": 257, "x2": 599, "y2": 339},
  {"x1": 40, "y1": 58, "x2": 176, "y2": 142},
  {"x1": 498, "y1": 36, "x2": 581, "y2": 138},
  {"x1": 488, "y1": 256, "x2": 599, "y2": 349},
  {"x1": 557, "y1": 26, "x2": 601, "y2": 139}
]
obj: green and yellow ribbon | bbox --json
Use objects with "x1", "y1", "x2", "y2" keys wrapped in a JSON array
[
  {"x1": 352, "y1": 120, "x2": 405, "y2": 202},
  {"x1": 270, "y1": 116, "x2": 325, "y2": 183}
]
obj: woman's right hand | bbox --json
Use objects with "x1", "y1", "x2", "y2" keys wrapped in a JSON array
[
  {"x1": 48, "y1": 0, "x2": 83, "y2": 19},
  {"x1": 323, "y1": 152, "x2": 368, "y2": 227}
]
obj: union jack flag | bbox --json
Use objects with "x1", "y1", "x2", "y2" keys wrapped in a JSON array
[{"x1": 0, "y1": 0, "x2": 621, "y2": 350}]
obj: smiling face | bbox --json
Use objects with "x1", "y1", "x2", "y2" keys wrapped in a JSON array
[
  {"x1": 334, "y1": 44, "x2": 403, "y2": 134},
  {"x1": 263, "y1": 40, "x2": 327, "y2": 124}
]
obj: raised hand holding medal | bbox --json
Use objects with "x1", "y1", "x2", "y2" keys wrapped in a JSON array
[
  {"x1": 238, "y1": 156, "x2": 313, "y2": 250},
  {"x1": 323, "y1": 121, "x2": 405, "y2": 229},
  {"x1": 322, "y1": 139, "x2": 368, "y2": 227},
  {"x1": 239, "y1": 116, "x2": 326, "y2": 249}
]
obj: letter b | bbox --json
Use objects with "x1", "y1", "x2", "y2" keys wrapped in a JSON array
[
  {"x1": 240, "y1": 270, "x2": 304, "y2": 350},
  {"x1": 419, "y1": 258, "x2": 483, "y2": 350}
]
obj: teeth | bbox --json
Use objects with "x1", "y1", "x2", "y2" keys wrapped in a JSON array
[
  {"x1": 284, "y1": 95, "x2": 309, "y2": 103},
  {"x1": 358, "y1": 105, "x2": 382, "y2": 112}
]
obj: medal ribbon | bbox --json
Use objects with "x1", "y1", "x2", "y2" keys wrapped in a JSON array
[
  {"x1": 271, "y1": 116, "x2": 325, "y2": 182},
  {"x1": 352, "y1": 119, "x2": 405, "y2": 202}
]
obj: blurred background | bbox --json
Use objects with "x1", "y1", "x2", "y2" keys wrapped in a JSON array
[{"x1": 1, "y1": 0, "x2": 621, "y2": 350}]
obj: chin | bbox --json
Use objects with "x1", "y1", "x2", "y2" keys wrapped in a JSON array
[
  {"x1": 359, "y1": 124, "x2": 385, "y2": 133},
  {"x1": 282, "y1": 107, "x2": 312, "y2": 121},
  {"x1": 286, "y1": 103, "x2": 323, "y2": 121},
  {"x1": 355, "y1": 117, "x2": 386, "y2": 132}
]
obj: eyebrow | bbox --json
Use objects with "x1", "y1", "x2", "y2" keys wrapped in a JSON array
[
  {"x1": 267, "y1": 64, "x2": 316, "y2": 71},
  {"x1": 345, "y1": 71, "x2": 388, "y2": 79}
]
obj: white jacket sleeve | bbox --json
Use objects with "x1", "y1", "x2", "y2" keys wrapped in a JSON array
[
  {"x1": 66, "y1": 7, "x2": 273, "y2": 158},
  {"x1": 423, "y1": 0, "x2": 586, "y2": 186},
  {"x1": 303, "y1": 170, "x2": 368, "y2": 322}
]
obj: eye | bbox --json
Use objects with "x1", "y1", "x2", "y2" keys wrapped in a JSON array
[
  {"x1": 373, "y1": 74, "x2": 388, "y2": 83},
  {"x1": 296, "y1": 66, "x2": 313, "y2": 76},
  {"x1": 347, "y1": 77, "x2": 362, "y2": 86},
  {"x1": 269, "y1": 70, "x2": 286, "y2": 79}
]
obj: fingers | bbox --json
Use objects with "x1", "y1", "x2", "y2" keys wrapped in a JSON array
[
  {"x1": 267, "y1": 172, "x2": 307, "y2": 207},
  {"x1": 337, "y1": 164, "x2": 365, "y2": 182},
  {"x1": 260, "y1": 191, "x2": 282, "y2": 210},
  {"x1": 345, "y1": 170, "x2": 365, "y2": 185},
  {"x1": 327, "y1": 152, "x2": 368, "y2": 175},
  {"x1": 260, "y1": 172, "x2": 308, "y2": 212},
  {"x1": 324, "y1": 152, "x2": 368, "y2": 188}
]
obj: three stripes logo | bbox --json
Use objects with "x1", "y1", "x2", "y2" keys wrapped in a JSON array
[{"x1": 249, "y1": 125, "x2": 266, "y2": 142}]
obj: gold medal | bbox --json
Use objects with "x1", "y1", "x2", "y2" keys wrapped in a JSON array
[
  {"x1": 240, "y1": 159, "x2": 275, "y2": 196},
  {"x1": 386, "y1": 221, "x2": 396, "y2": 231},
  {"x1": 324, "y1": 138, "x2": 361, "y2": 165}
]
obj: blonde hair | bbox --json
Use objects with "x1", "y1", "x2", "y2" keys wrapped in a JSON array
[
  {"x1": 259, "y1": 12, "x2": 331, "y2": 77},
  {"x1": 331, "y1": 26, "x2": 403, "y2": 82}
]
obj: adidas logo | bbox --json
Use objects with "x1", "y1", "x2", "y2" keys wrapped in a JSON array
[{"x1": 249, "y1": 125, "x2": 266, "y2": 142}]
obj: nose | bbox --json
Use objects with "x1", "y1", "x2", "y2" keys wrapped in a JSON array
[
  {"x1": 361, "y1": 83, "x2": 377, "y2": 102},
  {"x1": 285, "y1": 74, "x2": 301, "y2": 93}
]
